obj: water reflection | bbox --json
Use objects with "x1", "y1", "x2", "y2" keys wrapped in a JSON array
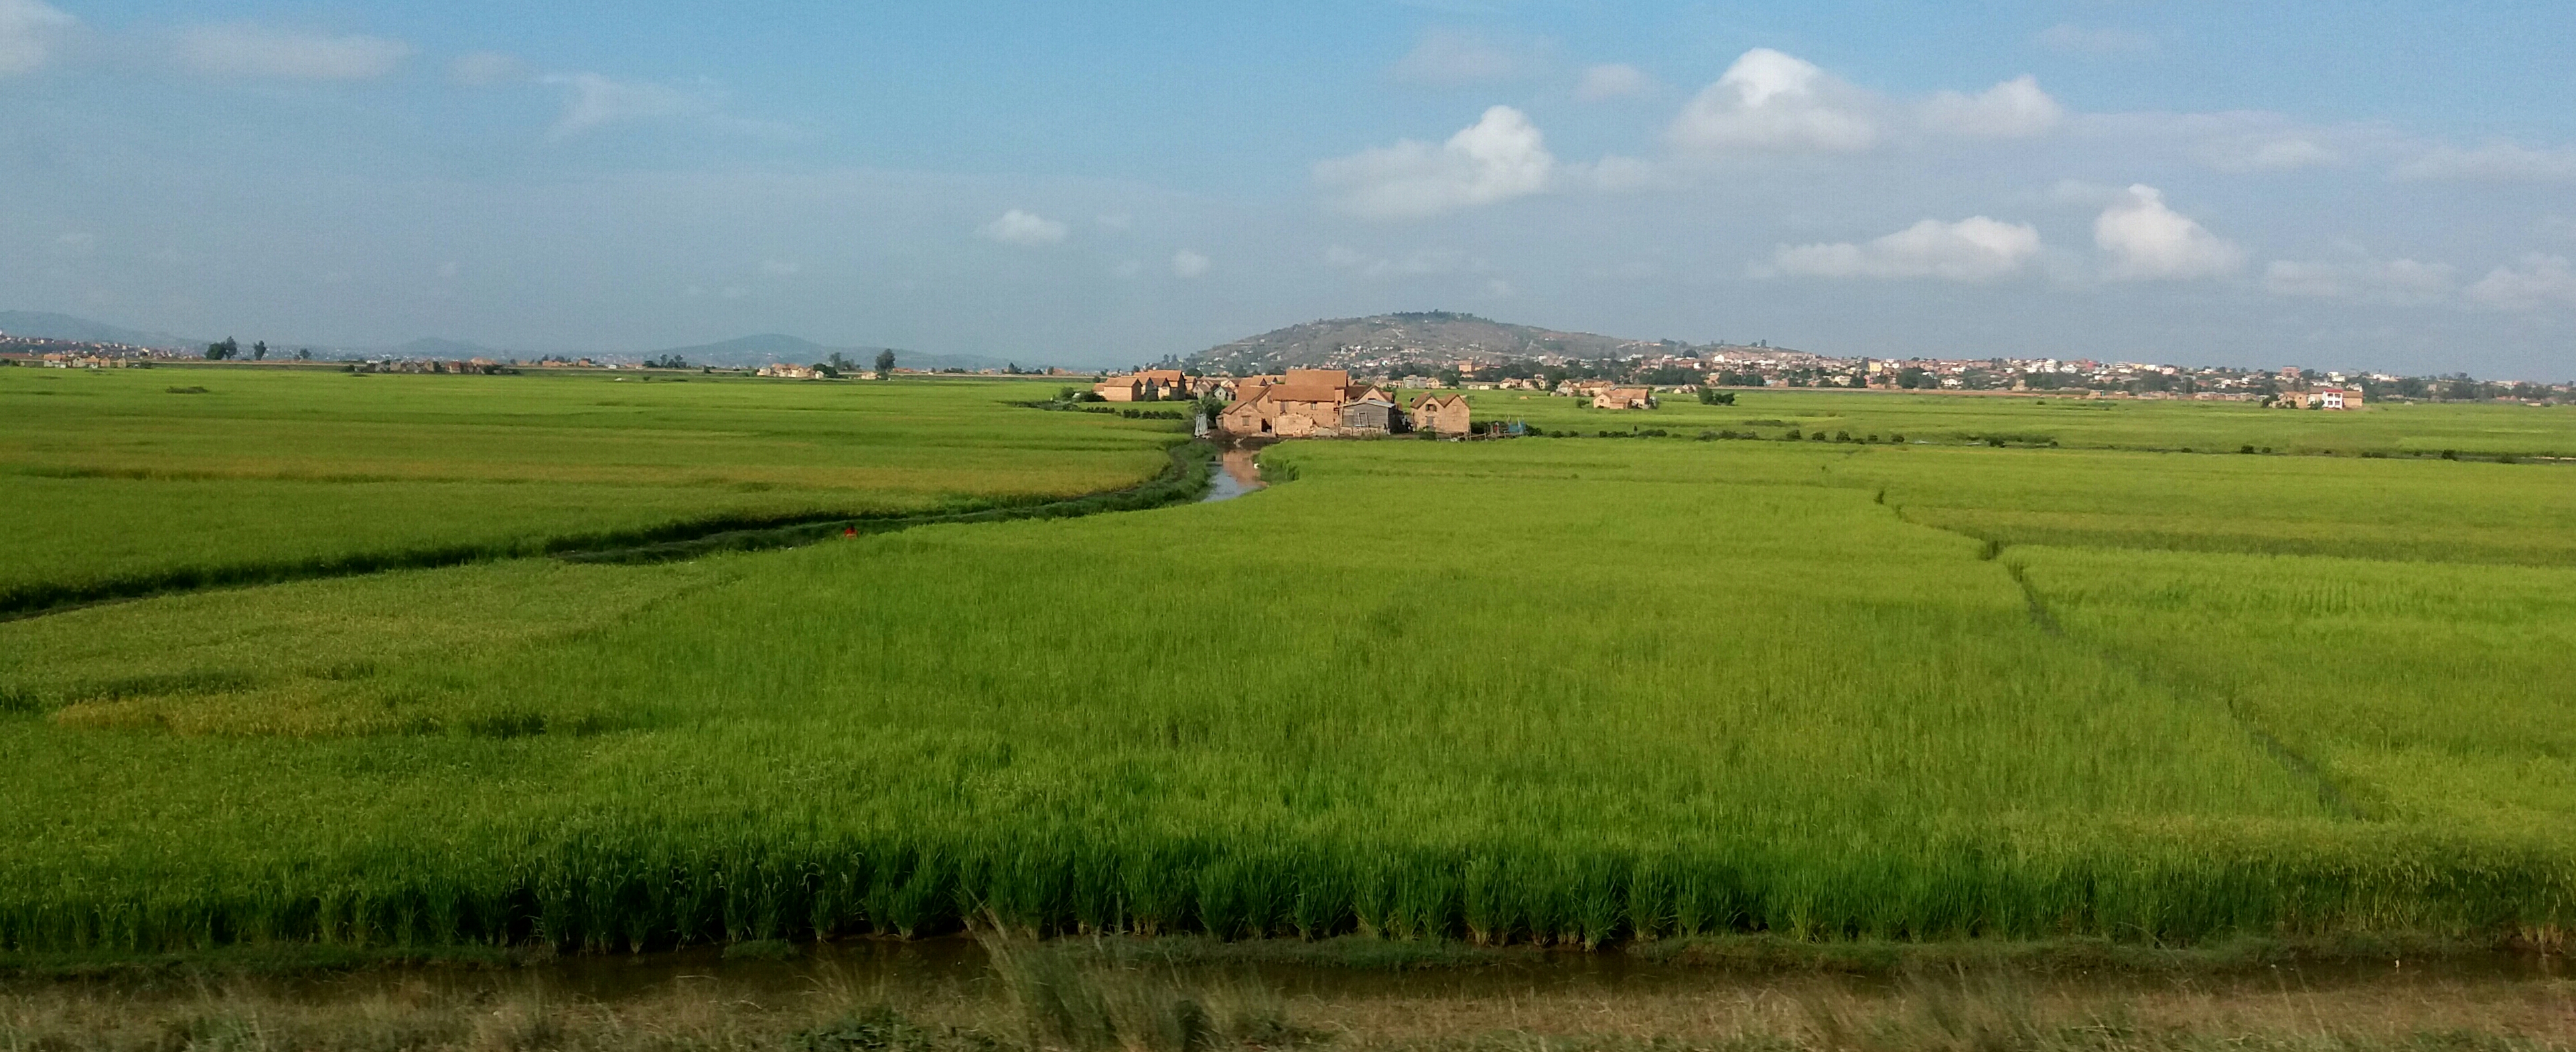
[{"x1": 1202, "y1": 449, "x2": 1265, "y2": 502}]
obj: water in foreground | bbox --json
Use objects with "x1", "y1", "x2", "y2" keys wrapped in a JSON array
[{"x1": 7, "y1": 937, "x2": 2570, "y2": 1051}]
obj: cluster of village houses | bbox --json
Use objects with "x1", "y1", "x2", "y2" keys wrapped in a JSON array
[
  {"x1": 1092, "y1": 368, "x2": 1477, "y2": 437},
  {"x1": 1092, "y1": 369, "x2": 1671, "y2": 439},
  {"x1": 1090, "y1": 368, "x2": 1461, "y2": 436}
]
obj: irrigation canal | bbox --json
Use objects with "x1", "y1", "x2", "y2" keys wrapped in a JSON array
[{"x1": 1202, "y1": 448, "x2": 1265, "y2": 501}]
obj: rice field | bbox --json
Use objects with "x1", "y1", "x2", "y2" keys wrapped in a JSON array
[
  {"x1": 0, "y1": 367, "x2": 1177, "y2": 611},
  {"x1": 1435, "y1": 387, "x2": 2576, "y2": 458},
  {"x1": 6, "y1": 388, "x2": 2573, "y2": 956}
]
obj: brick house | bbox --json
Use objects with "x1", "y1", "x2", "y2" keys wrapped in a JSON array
[
  {"x1": 1217, "y1": 373, "x2": 1399, "y2": 438},
  {"x1": 1413, "y1": 393, "x2": 1472, "y2": 436},
  {"x1": 1592, "y1": 387, "x2": 1656, "y2": 409}
]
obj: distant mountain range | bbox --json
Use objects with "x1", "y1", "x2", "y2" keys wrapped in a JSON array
[
  {"x1": 0, "y1": 311, "x2": 1094, "y2": 371},
  {"x1": 0, "y1": 310, "x2": 201, "y2": 350},
  {"x1": 380, "y1": 337, "x2": 512, "y2": 359},
  {"x1": 1186, "y1": 312, "x2": 1689, "y2": 374},
  {"x1": 641, "y1": 333, "x2": 1046, "y2": 373}
]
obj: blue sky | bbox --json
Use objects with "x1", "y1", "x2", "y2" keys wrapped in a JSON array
[{"x1": 3, "y1": 2, "x2": 2573, "y2": 376}]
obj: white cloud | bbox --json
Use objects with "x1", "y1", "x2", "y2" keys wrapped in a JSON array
[
  {"x1": 1575, "y1": 62, "x2": 1652, "y2": 102},
  {"x1": 2465, "y1": 254, "x2": 2576, "y2": 311},
  {"x1": 760, "y1": 259, "x2": 800, "y2": 276},
  {"x1": 2094, "y1": 184, "x2": 2242, "y2": 280},
  {"x1": 0, "y1": 0, "x2": 74, "y2": 76},
  {"x1": 1313, "y1": 105, "x2": 1554, "y2": 220},
  {"x1": 1667, "y1": 48, "x2": 1877, "y2": 158},
  {"x1": 2198, "y1": 135, "x2": 2340, "y2": 172},
  {"x1": 451, "y1": 51, "x2": 530, "y2": 86},
  {"x1": 1772, "y1": 217, "x2": 2042, "y2": 281},
  {"x1": 2034, "y1": 24, "x2": 2158, "y2": 56},
  {"x1": 177, "y1": 24, "x2": 409, "y2": 80},
  {"x1": 1388, "y1": 29, "x2": 1534, "y2": 87},
  {"x1": 1170, "y1": 249, "x2": 1210, "y2": 278},
  {"x1": 977, "y1": 209, "x2": 1068, "y2": 246},
  {"x1": 2393, "y1": 141, "x2": 2576, "y2": 182},
  {"x1": 1920, "y1": 75, "x2": 2062, "y2": 139},
  {"x1": 2263, "y1": 257, "x2": 2455, "y2": 304},
  {"x1": 544, "y1": 73, "x2": 717, "y2": 137}
]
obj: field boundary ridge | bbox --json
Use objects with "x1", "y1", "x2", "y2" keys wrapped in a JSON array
[{"x1": 0, "y1": 443, "x2": 1212, "y2": 620}]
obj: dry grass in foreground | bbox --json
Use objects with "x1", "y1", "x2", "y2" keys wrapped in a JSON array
[{"x1": 7, "y1": 942, "x2": 2574, "y2": 1052}]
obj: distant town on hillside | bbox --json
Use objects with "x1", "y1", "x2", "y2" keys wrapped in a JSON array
[{"x1": 1168, "y1": 312, "x2": 2573, "y2": 405}]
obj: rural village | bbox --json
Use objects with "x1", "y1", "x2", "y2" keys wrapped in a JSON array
[{"x1": 1078, "y1": 360, "x2": 2387, "y2": 445}]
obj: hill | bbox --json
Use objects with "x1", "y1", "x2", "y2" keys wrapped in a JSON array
[
  {"x1": 0, "y1": 310, "x2": 200, "y2": 350},
  {"x1": 642, "y1": 334, "x2": 1052, "y2": 373},
  {"x1": 1184, "y1": 311, "x2": 1676, "y2": 375}
]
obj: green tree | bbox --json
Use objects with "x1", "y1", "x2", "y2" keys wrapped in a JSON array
[
  {"x1": 251, "y1": 340, "x2": 268, "y2": 361},
  {"x1": 1697, "y1": 388, "x2": 1737, "y2": 406},
  {"x1": 204, "y1": 338, "x2": 239, "y2": 360},
  {"x1": 874, "y1": 349, "x2": 896, "y2": 379}
]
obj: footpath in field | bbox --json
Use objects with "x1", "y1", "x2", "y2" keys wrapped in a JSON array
[{"x1": 6, "y1": 431, "x2": 2573, "y2": 953}]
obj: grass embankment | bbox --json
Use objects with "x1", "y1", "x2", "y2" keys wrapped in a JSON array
[
  {"x1": 7, "y1": 932, "x2": 2575, "y2": 1052},
  {"x1": 0, "y1": 369, "x2": 1180, "y2": 613},
  {"x1": 5, "y1": 436, "x2": 2572, "y2": 953}
]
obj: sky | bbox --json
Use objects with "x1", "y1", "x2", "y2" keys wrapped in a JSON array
[{"x1": 3, "y1": 2, "x2": 2574, "y2": 377}]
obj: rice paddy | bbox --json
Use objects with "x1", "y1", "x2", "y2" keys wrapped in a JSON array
[
  {"x1": 1438, "y1": 387, "x2": 2576, "y2": 459},
  {"x1": 3, "y1": 378, "x2": 2571, "y2": 957},
  {"x1": 0, "y1": 367, "x2": 1176, "y2": 612}
]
